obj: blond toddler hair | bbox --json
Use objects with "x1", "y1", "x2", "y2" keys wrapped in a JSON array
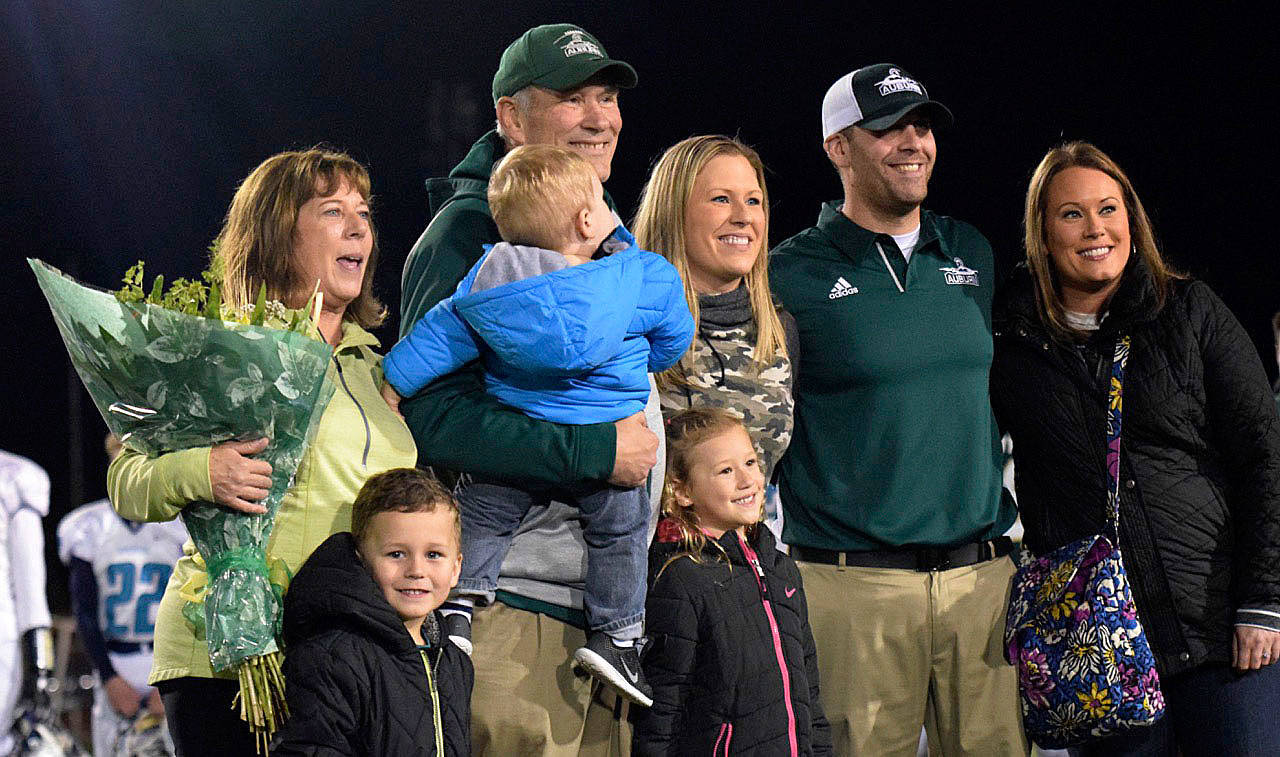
[{"x1": 488, "y1": 144, "x2": 600, "y2": 251}]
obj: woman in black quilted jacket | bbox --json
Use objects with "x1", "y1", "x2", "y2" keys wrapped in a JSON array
[
  {"x1": 632, "y1": 408, "x2": 830, "y2": 756},
  {"x1": 991, "y1": 141, "x2": 1280, "y2": 755}
]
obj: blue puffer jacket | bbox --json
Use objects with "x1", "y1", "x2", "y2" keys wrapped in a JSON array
[{"x1": 384, "y1": 226, "x2": 694, "y2": 424}]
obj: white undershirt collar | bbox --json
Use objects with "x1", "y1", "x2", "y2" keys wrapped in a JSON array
[
  {"x1": 1064, "y1": 309, "x2": 1103, "y2": 331},
  {"x1": 890, "y1": 225, "x2": 922, "y2": 263}
]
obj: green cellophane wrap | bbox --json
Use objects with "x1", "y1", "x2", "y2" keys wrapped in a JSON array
[{"x1": 30, "y1": 259, "x2": 334, "y2": 746}]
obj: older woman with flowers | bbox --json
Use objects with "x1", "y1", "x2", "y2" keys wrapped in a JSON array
[
  {"x1": 991, "y1": 141, "x2": 1280, "y2": 754},
  {"x1": 633, "y1": 135, "x2": 798, "y2": 535},
  {"x1": 107, "y1": 148, "x2": 416, "y2": 755}
]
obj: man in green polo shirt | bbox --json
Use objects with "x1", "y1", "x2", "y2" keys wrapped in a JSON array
[
  {"x1": 397, "y1": 24, "x2": 660, "y2": 755},
  {"x1": 769, "y1": 64, "x2": 1025, "y2": 755}
]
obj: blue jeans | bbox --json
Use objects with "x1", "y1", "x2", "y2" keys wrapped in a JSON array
[
  {"x1": 1069, "y1": 661, "x2": 1280, "y2": 756},
  {"x1": 454, "y1": 480, "x2": 647, "y2": 640}
]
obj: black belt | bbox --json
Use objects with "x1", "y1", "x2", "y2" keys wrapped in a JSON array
[
  {"x1": 106, "y1": 640, "x2": 153, "y2": 654},
  {"x1": 792, "y1": 536, "x2": 1013, "y2": 572}
]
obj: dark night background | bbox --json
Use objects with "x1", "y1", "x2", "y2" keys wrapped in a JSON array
[{"x1": 3, "y1": 3, "x2": 1277, "y2": 612}]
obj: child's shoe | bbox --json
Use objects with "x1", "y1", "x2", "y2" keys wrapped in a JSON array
[
  {"x1": 573, "y1": 632, "x2": 653, "y2": 707},
  {"x1": 441, "y1": 612, "x2": 472, "y2": 656}
]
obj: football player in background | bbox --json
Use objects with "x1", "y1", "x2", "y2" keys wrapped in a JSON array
[
  {"x1": 1, "y1": 449, "x2": 55, "y2": 754},
  {"x1": 58, "y1": 435, "x2": 186, "y2": 756}
]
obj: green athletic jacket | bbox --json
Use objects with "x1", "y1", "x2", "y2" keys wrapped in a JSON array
[
  {"x1": 768, "y1": 202, "x2": 1014, "y2": 551},
  {"x1": 398, "y1": 130, "x2": 616, "y2": 486}
]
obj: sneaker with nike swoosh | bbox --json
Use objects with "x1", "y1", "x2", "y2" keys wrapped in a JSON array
[{"x1": 572, "y1": 631, "x2": 653, "y2": 707}]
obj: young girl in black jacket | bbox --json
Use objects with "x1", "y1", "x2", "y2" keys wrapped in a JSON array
[{"x1": 633, "y1": 408, "x2": 830, "y2": 756}]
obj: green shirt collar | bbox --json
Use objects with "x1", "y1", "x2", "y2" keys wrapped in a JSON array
[
  {"x1": 337, "y1": 320, "x2": 381, "y2": 352},
  {"x1": 451, "y1": 130, "x2": 507, "y2": 183},
  {"x1": 815, "y1": 201, "x2": 942, "y2": 262}
]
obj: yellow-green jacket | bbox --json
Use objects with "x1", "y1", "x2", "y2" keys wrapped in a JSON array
[{"x1": 108, "y1": 321, "x2": 417, "y2": 683}]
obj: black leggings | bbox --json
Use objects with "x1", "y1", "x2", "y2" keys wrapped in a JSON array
[{"x1": 158, "y1": 677, "x2": 257, "y2": 756}]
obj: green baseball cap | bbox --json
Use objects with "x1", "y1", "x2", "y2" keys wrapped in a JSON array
[{"x1": 492, "y1": 24, "x2": 637, "y2": 103}]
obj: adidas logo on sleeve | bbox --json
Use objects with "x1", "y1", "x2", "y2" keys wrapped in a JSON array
[{"x1": 828, "y1": 277, "x2": 859, "y2": 299}]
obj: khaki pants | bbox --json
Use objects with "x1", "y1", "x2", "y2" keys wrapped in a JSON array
[
  {"x1": 470, "y1": 601, "x2": 631, "y2": 756},
  {"x1": 798, "y1": 555, "x2": 1027, "y2": 757}
]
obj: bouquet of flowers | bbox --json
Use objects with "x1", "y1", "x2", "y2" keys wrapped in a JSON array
[{"x1": 30, "y1": 258, "x2": 335, "y2": 751}]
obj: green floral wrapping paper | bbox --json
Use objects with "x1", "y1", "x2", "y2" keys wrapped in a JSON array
[{"x1": 30, "y1": 258, "x2": 335, "y2": 672}]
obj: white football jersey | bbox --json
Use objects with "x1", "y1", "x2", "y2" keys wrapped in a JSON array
[
  {"x1": 0, "y1": 450, "x2": 52, "y2": 637},
  {"x1": 58, "y1": 499, "x2": 188, "y2": 644},
  {"x1": 1, "y1": 450, "x2": 52, "y2": 742},
  {"x1": 0, "y1": 451, "x2": 49, "y2": 519}
]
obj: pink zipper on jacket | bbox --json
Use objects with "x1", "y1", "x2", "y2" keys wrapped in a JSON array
[
  {"x1": 737, "y1": 532, "x2": 798, "y2": 757},
  {"x1": 713, "y1": 722, "x2": 733, "y2": 756}
]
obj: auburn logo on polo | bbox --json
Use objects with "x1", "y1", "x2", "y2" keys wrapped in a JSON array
[
  {"x1": 557, "y1": 30, "x2": 602, "y2": 58},
  {"x1": 939, "y1": 257, "x2": 979, "y2": 286},
  {"x1": 876, "y1": 68, "x2": 924, "y2": 96}
]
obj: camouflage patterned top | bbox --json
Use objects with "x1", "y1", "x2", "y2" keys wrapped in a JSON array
[{"x1": 659, "y1": 284, "x2": 799, "y2": 479}]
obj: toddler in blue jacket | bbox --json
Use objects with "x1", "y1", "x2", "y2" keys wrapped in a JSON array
[{"x1": 382, "y1": 144, "x2": 694, "y2": 706}]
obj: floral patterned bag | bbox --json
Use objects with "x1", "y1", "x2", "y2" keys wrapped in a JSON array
[{"x1": 1003, "y1": 335, "x2": 1165, "y2": 749}]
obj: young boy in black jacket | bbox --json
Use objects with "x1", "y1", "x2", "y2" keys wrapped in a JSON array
[{"x1": 272, "y1": 468, "x2": 472, "y2": 756}]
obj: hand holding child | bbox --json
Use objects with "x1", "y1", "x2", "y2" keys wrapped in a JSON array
[{"x1": 609, "y1": 411, "x2": 657, "y2": 488}]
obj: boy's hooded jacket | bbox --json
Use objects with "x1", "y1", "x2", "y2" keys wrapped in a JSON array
[
  {"x1": 633, "y1": 521, "x2": 831, "y2": 756},
  {"x1": 385, "y1": 226, "x2": 694, "y2": 424},
  {"x1": 272, "y1": 532, "x2": 471, "y2": 756}
]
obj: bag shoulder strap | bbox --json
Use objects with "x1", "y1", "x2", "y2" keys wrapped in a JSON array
[{"x1": 1105, "y1": 335, "x2": 1131, "y2": 539}]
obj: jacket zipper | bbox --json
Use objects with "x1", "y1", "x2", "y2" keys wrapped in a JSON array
[
  {"x1": 332, "y1": 354, "x2": 371, "y2": 467},
  {"x1": 737, "y1": 534, "x2": 798, "y2": 757},
  {"x1": 713, "y1": 722, "x2": 733, "y2": 755},
  {"x1": 1004, "y1": 319, "x2": 1104, "y2": 399},
  {"x1": 420, "y1": 649, "x2": 444, "y2": 755},
  {"x1": 1004, "y1": 322, "x2": 1116, "y2": 514}
]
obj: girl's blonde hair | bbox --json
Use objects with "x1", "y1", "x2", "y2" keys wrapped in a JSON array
[
  {"x1": 1023, "y1": 140, "x2": 1180, "y2": 340},
  {"x1": 213, "y1": 146, "x2": 385, "y2": 328},
  {"x1": 658, "y1": 407, "x2": 762, "y2": 572},
  {"x1": 633, "y1": 135, "x2": 786, "y2": 392}
]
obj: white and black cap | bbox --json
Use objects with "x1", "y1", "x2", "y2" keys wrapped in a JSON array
[{"x1": 821, "y1": 63, "x2": 954, "y2": 140}]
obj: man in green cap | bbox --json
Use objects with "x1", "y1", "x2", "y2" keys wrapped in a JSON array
[{"x1": 397, "y1": 23, "x2": 651, "y2": 756}]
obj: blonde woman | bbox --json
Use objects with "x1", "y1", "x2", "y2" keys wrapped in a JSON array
[
  {"x1": 634, "y1": 136, "x2": 798, "y2": 537},
  {"x1": 107, "y1": 148, "x2": 416, "y2": 755}
]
